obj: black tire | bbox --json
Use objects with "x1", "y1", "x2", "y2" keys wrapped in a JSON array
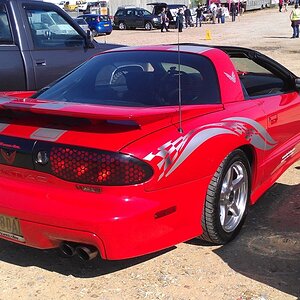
[
  {"x1": 199, "y1": 149, "x2": 251, "y2": 244},
  {"x1": 118, "y1": 22, "x2": 126, "y2": 30},
  {"x1": 144, "y1": 22, "x2": 153, "y2": 30}
]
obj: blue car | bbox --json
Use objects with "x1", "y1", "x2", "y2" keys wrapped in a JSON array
[{"x1": 77, "y1": 14, "x2": 112, "y2": 36}]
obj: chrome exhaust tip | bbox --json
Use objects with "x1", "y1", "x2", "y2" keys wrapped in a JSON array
[
  {"x1": 59, "y1": 242, "x2": 77, "y2": 257},
  {"x1": 76, "y1": 245, "x2": 98, "y2": 261}
]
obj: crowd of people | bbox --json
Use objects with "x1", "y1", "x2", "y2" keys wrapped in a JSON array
[
  {"x1": 159, "y1": 2, "x2": 246, "y2": 33},
  {"x1": 159, "y1": 2, "x2": 300, "y2": 39}
]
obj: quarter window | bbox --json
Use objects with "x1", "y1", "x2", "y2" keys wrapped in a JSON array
[{"x1": 231, "y1": 56, "x2": 287, "y2": 98}]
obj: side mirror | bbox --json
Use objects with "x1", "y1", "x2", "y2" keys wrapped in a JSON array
[
  {"x1": 84, "y1": 30, "x2": 94, "y2": 48},
  {"x1": 295, "y1": 78, "x2": 300, "y2": 90}
]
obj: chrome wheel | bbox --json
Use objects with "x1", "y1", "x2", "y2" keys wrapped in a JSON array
[
  {"x1": 219, "y1": 161, "x2": 248, "y2": 233},
  {"x1": 144, "y1": 22, "x2": 153, "y2": 30},
  {"x1": 119, "y1": 22, "x2": 126, "y2": 30},
  {"x1": 200, "y1": 149, "x2": 251, "y2": 244}
]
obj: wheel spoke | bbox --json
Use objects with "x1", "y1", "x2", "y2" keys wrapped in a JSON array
[
  {"x1": 229, "y1": 201, "x2": 239, "y2": 217},
  {"x1": 219, "y1": 200, "x2": 229, "y2": 226},
  {"x1": 232, "y1": 174, "x2": 244, "y2": 192}
]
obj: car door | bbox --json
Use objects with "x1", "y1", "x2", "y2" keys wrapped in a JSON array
[
  {"x1": 125, "y1": 9, "x2": 136, "y2": 28},
  {"x1": 231, "y1": 52, "x2": 300, "y2": 182},
  {"x1": 0, "y1": 3, "x2": 26, "y2": 91},
  {"x1": 21, "y1": 2, "x2": 92, "y2": 90},
  {"x1": 135, "y1": 9, "x2": 145, "y2": 28}
]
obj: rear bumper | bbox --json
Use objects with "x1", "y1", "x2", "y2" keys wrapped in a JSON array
[{"x1": 0, "y1": 166, "x2": 209, "y2": 260}]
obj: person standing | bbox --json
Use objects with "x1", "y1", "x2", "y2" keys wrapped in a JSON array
[
  {"x1": 221, "y1": 5, "x2": 226, "y2": 23},
  {"x1": 283, "y1": 0, "x2": 289, "y2": 12},
  {"x1": 176, "y1": 8, "x2": 184, "y2": 32},
  {"x1": 230, "y1": 2, "x2": 238, "y2": 22},
  {"x1": 279, "y1": 0, "x2": 283, "y2": 12},
  {"x1": 195, "y1": 4, "x2": 203, "y2": 27},
  {"x1": 160, "y1": 7, "x2": 170, "y2": 32},
  {"x1": 290, "y1": 4, "x2": 300, "y2": 38},
  {"x1": 184, "y1": 6, "x2": 192, "y2": 27}
]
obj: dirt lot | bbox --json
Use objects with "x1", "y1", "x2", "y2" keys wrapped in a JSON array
[{"x1": 0, "y1": 8, "x2": 299, "y2": 300}]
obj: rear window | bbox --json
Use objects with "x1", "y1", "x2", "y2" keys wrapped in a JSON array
[
  {"x1": 34, "y1": 50, "x2": 221, "y2": 107},
  {"x1": 75, "y1": 18, "x2": 87, "y2": 25}
]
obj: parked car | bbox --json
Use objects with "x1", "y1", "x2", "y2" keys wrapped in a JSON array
[
  {"x1": 74, "y1": 17, "x2": 89, "y2": 32},
  {"x1": 113, "y1": 6, "x2": 160, "y2": 30},
  {"x1": 77, "y1": 14, "x2": 112, "y2": 36},
  {"x1": 0, "y1": 44, "x2": 299, "y2": 261}
]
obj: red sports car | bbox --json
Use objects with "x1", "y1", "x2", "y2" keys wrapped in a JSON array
[{"x1": 0, "y1": 44, "x2": 299, "y2": 261}]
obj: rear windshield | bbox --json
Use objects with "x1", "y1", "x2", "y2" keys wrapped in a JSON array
[
  {"x1": 33, "y1": 50, "x2": 221, "y2": 107},
  {"x1": 99, "y1": 15, "x2": 109, "y2": 21},
  {"x1": 75, "y1": 18, "x2": 87, "y2": 25}
]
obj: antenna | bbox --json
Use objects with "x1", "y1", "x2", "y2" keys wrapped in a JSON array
[{"x1": 177, "y1": 28, "x2": 183, "y2": 133}]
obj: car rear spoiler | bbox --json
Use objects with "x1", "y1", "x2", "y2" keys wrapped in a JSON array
[{"x1": 0, "y1": 96, "x2": 223, "y2": 127}]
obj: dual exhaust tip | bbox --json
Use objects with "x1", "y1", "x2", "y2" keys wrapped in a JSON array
[{"x1": 60, "y1": 242, "x2": 99, "y2": 261}]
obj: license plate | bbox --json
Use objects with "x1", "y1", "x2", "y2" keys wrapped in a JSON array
[
  {"x1": 104, "y1": 24, "x2": 109, "y2": 27},
  {"x1": 0, "y1": 214, "x2": 25, "y2": 242}
]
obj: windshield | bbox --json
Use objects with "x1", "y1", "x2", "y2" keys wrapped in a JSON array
[{"x1": 33, "y1": 50, "x2": 220, "y2": 107}]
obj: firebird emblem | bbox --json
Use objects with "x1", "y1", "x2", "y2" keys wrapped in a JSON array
[
  {"x1": 224, "y1": 71, "x2": 236, "y2": 83},
  {"x1": 1, "y1": 149, "x2": 17, "y2": 165}
]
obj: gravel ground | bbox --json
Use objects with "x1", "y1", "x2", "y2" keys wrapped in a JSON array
[{"x1": 0, "y1": 8, "x2": 299, "y2": 300}]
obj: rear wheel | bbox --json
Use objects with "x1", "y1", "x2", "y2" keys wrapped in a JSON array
[
  {"x1": 199, "y1": 149, "x2": 251, "y2": 244},
  {"x1": 144, "y1": 22, "x2": 153, "y2": 30},
  {"x1": 118, "y1": 22, "x2": 126, "y2": 30}
]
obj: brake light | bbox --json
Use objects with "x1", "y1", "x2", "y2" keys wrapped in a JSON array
[{"x1": 49, "y1": 146, "x2": 153, "y2": 186}]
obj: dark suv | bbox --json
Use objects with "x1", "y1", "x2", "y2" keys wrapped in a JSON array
[{"x1": 113, "y1": 7, "x2": 160, "y2": 30}]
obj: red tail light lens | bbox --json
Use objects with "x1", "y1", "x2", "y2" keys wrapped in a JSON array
[{"x1": 49, "y1": 146, "x2": 153, "y2": 186}]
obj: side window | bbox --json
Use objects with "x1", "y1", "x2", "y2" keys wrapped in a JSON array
[
  {"x1": 0, "y1": 4, "x2": 13, "y2": 44},
  {"x1": 127, "y1": 9, "x2": 134, "y2": 16},
  {"x1": 115, "y1": 10, "x2": 124, "y2": 17},
  {"x1": 25, "y1": 8, "x2": 85, "y2": 49},
  {"x1": 231, "y1": 56, "x2": 287, "y2": 98}
]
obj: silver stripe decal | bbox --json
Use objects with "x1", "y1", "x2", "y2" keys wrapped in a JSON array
[
  {"x1": 145, "y1": 117, "x2": 277, "y2": 181},
  {"x1": 223, "y1": 117, "x2": 277, "y2": 145},
  {"x1": 34, "y1": 102, "x2": 70, "y2": 110},
  {"x1": 166, "y1": 128, "x2": 237, "y2": 177},
  {"x1": 0, "y1": 123, "x2": 9, "y2": 132},
  {"x1": 30, "y1": 128, "x2": 66, "y2": 141}
]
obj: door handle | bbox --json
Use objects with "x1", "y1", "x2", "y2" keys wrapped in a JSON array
[
  {"x1": 269, "y1": 114, "x2": 278, "y2": 125},
  {"x1": 35, "y1": 60, "x2": 46, "y2": 66}
]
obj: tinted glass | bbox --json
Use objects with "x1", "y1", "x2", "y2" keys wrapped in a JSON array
[
  {"x1": 34, "y1": 51, "x2": 221, "y2": 107},
  {"x1": 0, "y1": 4, "x2": 13, "y2": 44}
]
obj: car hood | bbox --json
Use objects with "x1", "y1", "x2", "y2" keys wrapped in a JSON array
[{"x1": 0, "y1": 95, "x2": 223, "y2": 152}]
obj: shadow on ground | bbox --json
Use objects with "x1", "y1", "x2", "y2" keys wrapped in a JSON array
[
  {"x1": 0, "y1": 238, "x2": 175, "y2": 277},
  {"x1": 212, "y1": 179, "x2": 300, "y2": 298}
]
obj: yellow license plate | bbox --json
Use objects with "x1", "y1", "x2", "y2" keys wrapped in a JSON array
[
  {"x1": 104, "y1": 24, "x2": 109, "y2": 27},
  {"x1": 0, "y1": 214, "x2": 25, "y2": 242}
]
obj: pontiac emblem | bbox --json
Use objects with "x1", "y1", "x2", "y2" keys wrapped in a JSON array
[{"x1": 1, "y1": 149, "x2": 17, "y2": 165}]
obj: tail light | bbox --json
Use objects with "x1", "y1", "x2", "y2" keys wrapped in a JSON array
[{"x1": 49, "y1": 146, "x2": 153, "y2": 186}]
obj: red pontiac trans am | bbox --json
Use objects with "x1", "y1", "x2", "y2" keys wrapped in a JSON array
[{"x1": 0, "y1": 44, "x2": 299, "y2": 261}]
